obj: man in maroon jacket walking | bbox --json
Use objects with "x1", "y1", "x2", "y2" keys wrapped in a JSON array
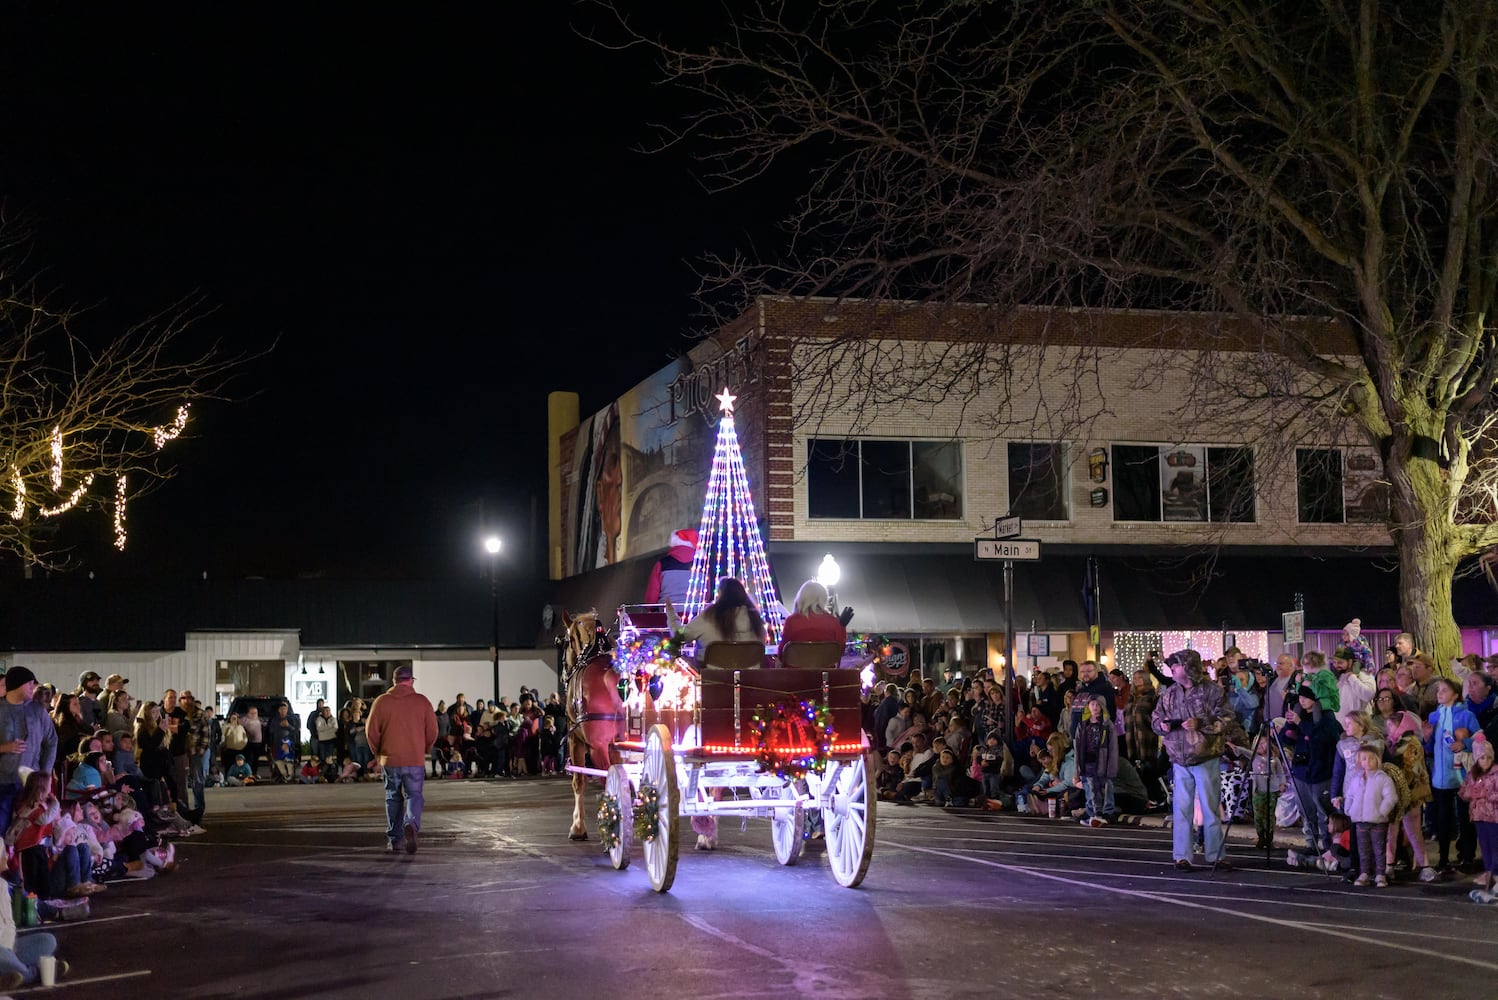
[{"x1": 366, "y1": 665, "x2": 438, "y2": 854}]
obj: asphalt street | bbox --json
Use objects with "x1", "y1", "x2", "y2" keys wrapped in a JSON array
[{"x1": 15, "y1": 775, "x2": 1497, "y2": 999}]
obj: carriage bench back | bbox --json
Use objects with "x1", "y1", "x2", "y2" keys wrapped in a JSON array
[{"x1": 697, "y1": 664, "x2": 865, "y2": 751}]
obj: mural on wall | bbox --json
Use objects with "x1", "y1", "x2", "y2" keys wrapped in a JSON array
[{"x1": 565, "y1": 335, "x2": 760, "y2": 575}]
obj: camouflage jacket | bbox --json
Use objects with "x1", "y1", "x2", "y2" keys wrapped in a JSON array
[{"x1": 1150, "y1": 680, "x2": 1235, "y2": 766}]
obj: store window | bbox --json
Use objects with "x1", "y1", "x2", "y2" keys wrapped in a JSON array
[
  {"x1": 1296, "y1": 446, "x2": 1389, "y2": 524},
  {"x1": 1110, "y1": 444, "x2": 1255, "y2": 522},
  {"x1": 808, "y1": 439, "x2": 964, "y2": 520},
  {"x1": 1007, "y1": 443, "x2": 1069, "y2": 521}
]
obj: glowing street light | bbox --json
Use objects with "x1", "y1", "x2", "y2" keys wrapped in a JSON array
[{"x1": 484, "y1": 535, "x2": 502, "y2": 701}]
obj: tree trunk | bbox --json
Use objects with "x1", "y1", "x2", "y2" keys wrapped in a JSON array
[{"x1": 1395, "y1": 521, "x2": 1463, "y2": 677}]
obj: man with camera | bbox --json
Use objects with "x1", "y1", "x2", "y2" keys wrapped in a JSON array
[{"x1": 1151, "y1": 649, "x2": 1237, "y2": 871}]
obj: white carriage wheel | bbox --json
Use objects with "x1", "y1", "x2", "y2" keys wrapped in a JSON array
[
  {"x1": 641, "y1": 724, "x2": 680, "y2": 893},
  {"x1": 824, "y1": 756, "x2": 876, "y2": 888},
  {"x1": 754, "y1": 781, "x2": 804, "y2": 866},
  {"x1": 604, "y1": 763, "x2": 632, "y2": 871}
]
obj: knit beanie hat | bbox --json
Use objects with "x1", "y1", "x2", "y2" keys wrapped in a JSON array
[{"x1": 1344, "y1": 618, "x2": 1362, "y2": 642}]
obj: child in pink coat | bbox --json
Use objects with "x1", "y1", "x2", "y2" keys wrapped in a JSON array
[{"x1": 1458, "y1": 735, "x2": 1498, "y2": 904}]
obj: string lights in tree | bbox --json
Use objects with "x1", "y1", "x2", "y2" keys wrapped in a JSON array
[
  {"x1": 113, "y1": 476, "x2": 128, "y2": 551},
  {"x1": 681, "y1": 387, "x2": 786, "y2": 643},
  {"x1": 6, "y1": 405, "x2": 189, "y2": 549}
]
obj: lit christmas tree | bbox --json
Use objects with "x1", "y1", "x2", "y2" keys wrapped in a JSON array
[{"x1": 682, "y1": 387, "x2": 786, "y2": 643}]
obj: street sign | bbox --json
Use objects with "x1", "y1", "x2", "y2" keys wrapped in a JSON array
[
  {"x1": 993, "y1": 515, "x2": 1022, "y2": 539},
  {"x1": 975, "y1": 538, "x2": 1042, "y2": 561},
  {"x1": 1027, "y1": 633, "x2": 1050, "y2": 657},
  {"x1": 1282, "y1": 610, "x2": 1305, "y2": 645}
]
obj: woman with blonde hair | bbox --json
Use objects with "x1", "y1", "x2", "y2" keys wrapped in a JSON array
[{"x1": 777, "y1": 579, "x2": 847, "y2": 662}]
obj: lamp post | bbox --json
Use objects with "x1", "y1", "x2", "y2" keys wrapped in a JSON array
[
  {"x1": 485, "y1": 536, "x2": 502, "y2": 703},
  {"x1": 817, "y1": 553, "x2": 841, "y2": 615}
]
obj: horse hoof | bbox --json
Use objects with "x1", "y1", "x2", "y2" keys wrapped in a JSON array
[
  {"x1": 695, "y1": 835, "x2": 717, "y2": 851},
  {"x1": 569, "y1": 831, "x2": 589, "y2": 842}
]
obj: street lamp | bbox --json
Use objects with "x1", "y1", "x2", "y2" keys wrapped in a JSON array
[
  {"x1": 817, "y1": 553, "x2": 841, "y2": 615},
  {"x1": 484, "y1": 536, "x2": 502, "y2": 703}
]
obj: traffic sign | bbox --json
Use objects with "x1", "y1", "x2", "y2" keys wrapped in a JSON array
[
  {"x1": 993, "y1": 515, "x2": 1022, "y2": 539},
  {"x1": 975, "y1": 538, "x2": 1042, "y2": 561},
  {"x1": 1282, "y1": 610, "x2": 1305, "y2": 645}
]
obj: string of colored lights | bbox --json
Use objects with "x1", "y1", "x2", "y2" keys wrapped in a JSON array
[{"x1": 682, "y1": 388, "x2": 786, "y2": 643}]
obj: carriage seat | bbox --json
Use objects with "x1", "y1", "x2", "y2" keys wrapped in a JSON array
[
  {"x1": 695, "y1": 665, "x2": 864, "y2": 753},
  {"x1": 778, "y1": 641, "x2": 843, "y2": 670},
  {"x1": 698, "y1": 640, "x2": 769, "y2": 671}
]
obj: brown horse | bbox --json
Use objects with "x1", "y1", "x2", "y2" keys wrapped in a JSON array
[{"x1": 560, "y1": 610, "x2": 626, "y2": 840}]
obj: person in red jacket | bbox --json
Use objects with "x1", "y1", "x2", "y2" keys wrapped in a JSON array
[
  {"x1": 643, "y1": 528, "x2": 697, "y2": 605},
  {"x1": 777, "y1": 580, "x2": 847, "y2": 663},
  {"x1": 365, "y1": 665, "x2": 438, "y2": 855}
]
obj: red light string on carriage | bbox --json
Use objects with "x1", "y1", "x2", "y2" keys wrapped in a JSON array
[{"x1": 682, "y1": 387, "x2": 786, "y2": 643}]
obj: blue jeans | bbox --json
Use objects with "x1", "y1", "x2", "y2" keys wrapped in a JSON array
[
  {"x1": 0, "y1": 928, "x2": 56, "y2": 985},
  {"x1": 1171, "y1": 759, "x2": 1224, "y2": 863},
  {"x1": 1083, "y1": 775, "x2": 1112, "y2": 818},
  {"x1": 383, "y1": 766, "x2": 425, "y2": 845}
]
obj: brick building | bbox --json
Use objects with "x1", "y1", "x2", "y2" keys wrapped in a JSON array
[{"x1": 547, "y1": 298, "x2": 1498, "y2": 679}]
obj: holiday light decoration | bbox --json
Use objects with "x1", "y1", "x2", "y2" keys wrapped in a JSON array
[
  {"x1": 682, "y1": 387, "x2": 786, "y2": 642},
  {"x1": 750, "y1": 700, "x2": 836, "y2": 779},
  {"x1": 37, "y1": 474, "x2": 93, "y2": 518},
  {"x1": 49, "y1": 426, "x2": 62, "y2": 490},
  {"x1": 113, "y1": 476, "x2": 128, "y2": 551},
  {"x1": 154, "y1": 405, "x2": 189, "y2": 450},
  {"x1": 1111, "y1": 632, "x2": 1162, "y2": 675},
  {"x1": 9, "y1": 470, "x2": 23, "y2": 521}
]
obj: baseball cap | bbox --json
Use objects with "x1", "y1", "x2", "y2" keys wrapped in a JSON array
[
  {"x1": 79, "y1": 671, "x2": 102, "y2": 685},
  {"x1": 394, "y1": 665, "x2": 415, "y2": 681},
  {"x1": 106, "y1": 673, "x2": 129, "y2": 686}
]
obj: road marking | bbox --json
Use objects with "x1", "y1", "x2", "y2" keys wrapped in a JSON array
[
  {"x1": 11, "y1": 969, "x2": 151, "y2": 992},
  {"x1": 886, "y1": 839, "x2": 1498, "y2": 973},
  {"x1": 18, "y1": 911, "x2": 153, "y2": 931}
]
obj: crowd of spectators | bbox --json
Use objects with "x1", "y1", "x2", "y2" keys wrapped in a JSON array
[{"x1": 863, "y1": 621, "x2": 1498, "y2": 902}]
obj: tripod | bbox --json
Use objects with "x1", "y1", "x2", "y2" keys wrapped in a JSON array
[{"x1": 1214, "y1": 718, "x2": 1323, "y2": 872}]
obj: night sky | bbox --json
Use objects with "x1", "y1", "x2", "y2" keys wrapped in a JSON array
[{"x1": 0, "y1": 5, "x2": 769, "y2": 581}]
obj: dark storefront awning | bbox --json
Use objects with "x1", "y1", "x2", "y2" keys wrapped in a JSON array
[{"x1": 766, "y1": 543, "x2": 1494, "y2": 635}]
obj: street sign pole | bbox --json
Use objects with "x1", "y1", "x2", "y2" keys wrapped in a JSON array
[{"x1": 1004, "y1": 559, "x2": 1015, "y2": 747}]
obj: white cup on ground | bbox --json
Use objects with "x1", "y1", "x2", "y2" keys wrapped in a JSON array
[{"x1": 38, "y1": 953, "x2": 56, "y2": 986}]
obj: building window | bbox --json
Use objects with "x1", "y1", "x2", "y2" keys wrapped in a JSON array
[
  {"x1": 1296, "y1": 446, "x2": 1388, "y2": 524},
  {"x1": 1296, "y1": 448, "x2": 1344, "y2": 523},
  {"x1": 808, "y1": 439, "x2": 964, "y2": 520},
  {"x1": 1110, "y1": 444, "x2": 1256, "y2": 523},
  {"x1": 1007, "y1": 443, "x2": 1069, "y2": 521}
]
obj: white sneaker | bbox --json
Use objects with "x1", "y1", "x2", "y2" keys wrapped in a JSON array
[
  {"x1": 1374, "y1": 875, "x2": 1388, "y2": 888},
  {"x1": 1419, "y1": 867, "x2": 1439, "y2": 883},
  {"x1": 1285, "y1": 849, "x2": 1302, "y2": 868},
  {"x1": 188, "y1": 825, "x2": 207, "y2": 835},
  {"x1": 1353, "y1": 874, "x2": 1370, "y2": 886}
]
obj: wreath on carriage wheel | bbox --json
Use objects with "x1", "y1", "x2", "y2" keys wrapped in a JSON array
[
  {"x1": 597, "y1": 793, "x2": 622, "y2": 853},
  {"x1": 632, "y1": 782, "x2": 661, "y2": 843},
  {"x1": 751, "y1": 700, "x2": 836, "y2": 779}
]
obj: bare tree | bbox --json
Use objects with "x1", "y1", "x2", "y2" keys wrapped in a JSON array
[
  {"x1": 0, "y1": 231, "x2": 243, "y2": 571},
  {"x1": 600, "y1": 0, "x2": 1498, "y2": 665}
]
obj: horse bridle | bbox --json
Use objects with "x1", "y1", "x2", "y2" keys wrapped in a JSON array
[{"x1": 557, "y1": 620, "x2": 625, "y2": 732}]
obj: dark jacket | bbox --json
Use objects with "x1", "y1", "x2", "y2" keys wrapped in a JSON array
[
  {"x1": 1285, "y1": 704, "x2": 1340, "y2": 785},
  {"x1": 1075, "y1": 719, "x2": 1118, "y2": 780}
]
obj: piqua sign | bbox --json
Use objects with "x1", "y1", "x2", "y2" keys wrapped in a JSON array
[{"x1": 878, "y1": 640, "x2": 911, "y2": 681}]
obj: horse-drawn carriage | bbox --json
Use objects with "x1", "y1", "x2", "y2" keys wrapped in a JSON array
[{"x1": 560, "y1": 605, "x2": 876, "y2": 893}]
